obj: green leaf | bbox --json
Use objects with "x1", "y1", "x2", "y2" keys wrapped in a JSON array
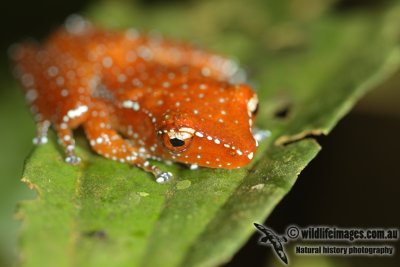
[{"x1": 17, "y1": 1, "x2": 400, "y2": 267}]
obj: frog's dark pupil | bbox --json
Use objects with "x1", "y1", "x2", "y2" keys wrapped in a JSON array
[{"x1": 170, "y1": 138, "x2": 185, "y2": 147}]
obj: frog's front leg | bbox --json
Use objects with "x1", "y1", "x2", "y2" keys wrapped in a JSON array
[
  {"x1": 252, "y1": 128, "x2": 271, "y2": 145},
  {"x1": 32, "y1": 120, "x2": 51, "y2": 145},
  {"x1": 31, "y1": 106, "x2": 88, "y2": 165},
  {"x1": 83, "y1": 101, "x2": 172, "y2": 183}
]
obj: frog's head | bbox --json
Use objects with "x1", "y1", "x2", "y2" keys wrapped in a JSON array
[{"x1": 156, "y1": 83, "x2": 259, "y2": 169}]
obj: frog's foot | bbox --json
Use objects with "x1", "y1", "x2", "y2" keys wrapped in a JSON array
[
  {"x1": 65, "y1": 153, "x2": 81, "y2": 165},
  {"x1": 55, "y1": 123, "x2": 81, "y2": 165},
  {"x1": 133, "y1": 156, "x2": 173, "y2": 184},
  {"x1": 32, "y1": 120, "x2": 50, "y2": 145},
  {"x1": 189, "y1": 164, "x2": 199, "y2": 170},
  {"x1": 154, "y1": 170, "x2": 173, "y2": 184},
  {"x1": 252, "y1": 128, "x2": 271, "y2": 145}
]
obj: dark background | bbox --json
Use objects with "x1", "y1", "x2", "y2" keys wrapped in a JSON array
[{"x1": 0, "y1": 0, "x2": 399, "y2": 267}]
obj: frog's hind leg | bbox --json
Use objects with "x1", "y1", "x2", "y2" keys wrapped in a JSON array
[
  {"x1": 82, "y1": 102, "x2": 172, "y2": 183},
  {"x1": 12, "y1": 42, "x2": 92, "y2": 165}
]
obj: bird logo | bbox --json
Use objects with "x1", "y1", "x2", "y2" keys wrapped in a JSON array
[{"x1": 254, "y1": 223, "x2": 289, "y2": 264}]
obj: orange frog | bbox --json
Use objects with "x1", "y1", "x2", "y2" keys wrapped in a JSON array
[{"x1": 10, "y1": 15, "x2": 268, "y2": 183}]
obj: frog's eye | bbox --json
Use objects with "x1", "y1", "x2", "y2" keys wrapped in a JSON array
[{"x1": 161, "y1": 129, "x2": 194, "y2": 153}]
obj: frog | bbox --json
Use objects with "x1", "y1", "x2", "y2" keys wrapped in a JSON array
[{"x1": 10, "y1": 15, "x2": 266, "y2": 183}]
